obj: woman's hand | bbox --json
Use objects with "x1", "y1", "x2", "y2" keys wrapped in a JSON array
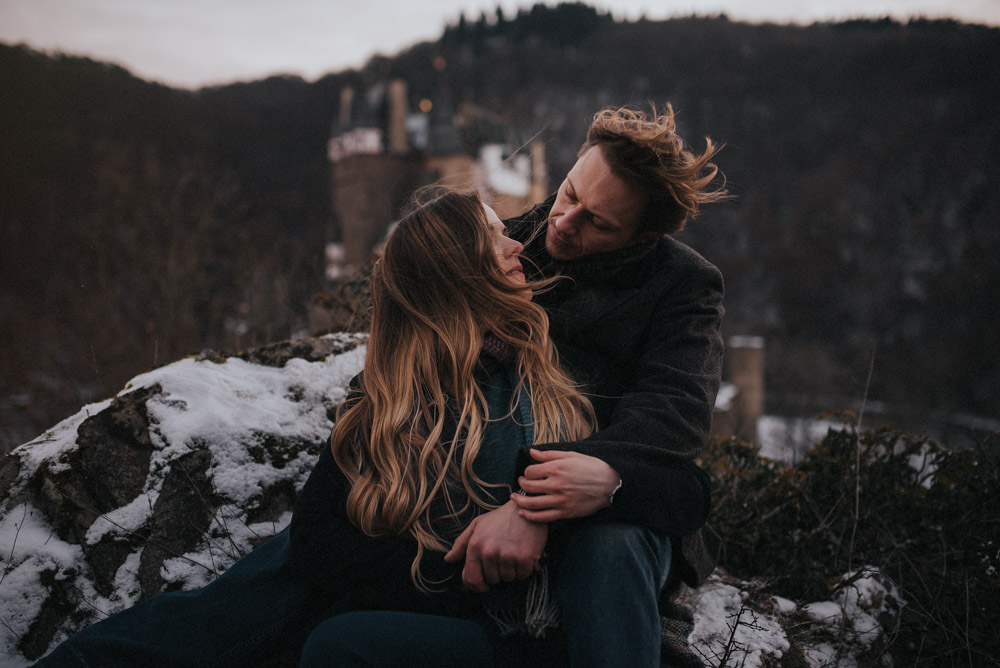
[
  {"x1": 444, "y1": 500, "x2": 548, "y2": 593},
  {"x1": 511, "y1": 448, "x2": 621, "y2": 522}
]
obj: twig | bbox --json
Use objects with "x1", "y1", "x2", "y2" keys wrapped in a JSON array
[
  {"x1": 176, "y1": 457, "x2": 267, "y2": 563},
  {"x1": 847, "y1": 342, "x2": 876, "y2": 575},
  {"x1": 56, "y1": 577, "x2": 112, "y2": 619},
  {"x1": 854, "y1": 341, "x2": 877, "y2": 430},
  {"x1": 0, "y1": 615, "x2": 20, "y2": 641},
  {"x1": 718, "y1": 605, "x2": 749, "y2": 668},
  {"x1": 965, "y1": 573, "x2": 972, "y2": 667},
  {"x1": 0, "y1": 505, "x2": 28, "y2": 587}
]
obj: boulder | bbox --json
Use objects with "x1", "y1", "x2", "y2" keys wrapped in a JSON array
[{"x1": 0, "y1": 334, "x2": 366, "y2": 664}]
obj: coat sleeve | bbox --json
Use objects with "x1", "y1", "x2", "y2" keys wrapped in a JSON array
[
  {"x1": 534, "y1": 255, "x2": 724, "y2": 536},
  {"x1": 287, "y1": 434, "x2": 465, "y2": 605}
]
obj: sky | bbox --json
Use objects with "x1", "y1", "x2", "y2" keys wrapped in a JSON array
[{"x1": 1, "y1": 0, "x2": 998, "y2": 89}]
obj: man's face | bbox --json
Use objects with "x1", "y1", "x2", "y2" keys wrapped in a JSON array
[{"x1": 545, "y1": 146, "x2": 651, "y2": 261}]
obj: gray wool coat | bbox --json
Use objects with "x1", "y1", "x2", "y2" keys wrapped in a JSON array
[{"x1": 507, "y1": 197, "x2": 724, "y2": 588}]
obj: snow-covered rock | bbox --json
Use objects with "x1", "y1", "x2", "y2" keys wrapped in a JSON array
[{"x1": 0, "y1": 334, "x2": 365, "y2": 665}]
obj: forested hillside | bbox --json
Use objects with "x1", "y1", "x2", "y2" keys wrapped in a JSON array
[{"x1": 3, "y1": 5, "x2": 998, "y2": 451}]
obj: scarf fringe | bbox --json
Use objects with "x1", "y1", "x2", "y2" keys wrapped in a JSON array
[{"x1": 484, "y1": 564, "x2": 560, "y2": 639}]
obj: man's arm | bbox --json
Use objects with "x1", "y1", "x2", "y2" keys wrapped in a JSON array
[
  {"x1": 511, "y1": 447, "x2": 621, "y2": 520},
  {"x1": 515, "y1": 241, "x2": 724, "y2": 535}
]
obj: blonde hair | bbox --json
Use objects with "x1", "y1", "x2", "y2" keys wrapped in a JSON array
[
  {"x1": 583, "y1": 104, "x2": 728, "y2": 235},
  {"x1": 331, "y1": 191, "x2": 594, "y2": 589}
]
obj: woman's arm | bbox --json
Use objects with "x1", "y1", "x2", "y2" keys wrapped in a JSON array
[
  {"x1": 288, "y1": 444, "x2": 464, "y2": 599},
  {"x1": 442, "y1": 500, "x2": 548, "y2": 592}
]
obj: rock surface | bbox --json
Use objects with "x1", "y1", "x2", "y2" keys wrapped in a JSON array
[{"x1": 0, "y1": 334, "x2": 366, "y2": 664}]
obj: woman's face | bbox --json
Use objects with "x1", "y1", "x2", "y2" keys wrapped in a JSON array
[{"x1": 484, "y1": 204, "x2": 531, "y2": 301}]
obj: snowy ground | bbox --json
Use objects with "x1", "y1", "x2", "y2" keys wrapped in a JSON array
[{"x1": 756, "y1": 414, "x2": 838, "y2": 464}]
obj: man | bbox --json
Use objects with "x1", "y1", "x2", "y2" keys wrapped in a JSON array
[{"x1": 445, "y1": 104, "x2": 727, "y2": 667}]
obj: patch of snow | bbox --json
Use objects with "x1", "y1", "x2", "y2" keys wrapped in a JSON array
[
  {"x1": 86, "y1": 491, "x2": 159, "y2": 545},
  {"x1": 480, "y1": 144, "x2": 531, "y2": 197},
  {"x1": 0, "y1": 505, "x2": 87, "y2": 664},
  {"x1": 803, "y1": 600, "x2": 843, "y2": 623},
  {"x1": 160, "y1": 508, "x2": 296, "y2": 592},
  {"x1": 11, "y1": 398, "x2": 114, "y2": 481},
  {"x1": 802, "y1": 641, "x2": 841, "y2": 666},
  {"x1": 834, "y1": 569, "x2": 900, "y2": 649},
  {"x1": 757, "y1": 415, "x2": 836, "y2": 463},
  {"x1": 687, "y1": 569, "x2": 901, "y2": 668},
  {"x1": 126, "y1": 347, "x2": 365, "y2": 507},
  {"x1": 795, "y1": 569, "x2": 902, "y2": 665},
  {"x1": 901, "y1": 439, "x2": 939, "y2": 489},
  {"x1": 772, "y1": 595, "x2": 797, "y2": 614},
  {"x1": 111, "y1": 550, "x2": 144, "y2": 610},
  {"x1": 715, "y1": 382, "x2": 738, "y2": 411},
  {"x1": 689, "y1": 578, "x2": 790, "y2": 667}
]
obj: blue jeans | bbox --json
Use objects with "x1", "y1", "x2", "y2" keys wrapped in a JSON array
[
  {"x1": 300, "y1": 611, "x2": 494, "y2": 667},
  {"x1": 553, "y1": 522, "x2": 672, "y2": 668},
  {"x1": 33, "y1": 527, "x2": 334, "y2": 668},
  {"x1": 299, "y1": 523, "x2": 672, "y2": 668}
]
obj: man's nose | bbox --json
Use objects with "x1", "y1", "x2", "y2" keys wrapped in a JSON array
[{"x1": 555, "y1": 206, "x2": 583, "y2": 234}]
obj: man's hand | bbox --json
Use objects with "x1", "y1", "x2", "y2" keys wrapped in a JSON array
[
  {"x1": 443, "y1": 500, "x2": 547, "y2": 593},
  {"x1": 511, "y1": 448, "x2": 621, "y2": 522}
]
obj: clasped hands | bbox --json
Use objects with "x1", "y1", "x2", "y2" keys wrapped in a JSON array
[{"x1": 444, "y1": 448, "x2": 620, "y2": 592}]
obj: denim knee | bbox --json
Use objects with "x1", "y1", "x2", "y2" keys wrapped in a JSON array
[
  {"x1": 300, "y1": 614, "x2": 366, "y2": 667},
  {"x1": 561, "y1": 522, "x2": 672, "y2": 581},
  {"x1": 554, "y1": 524, "x2": 672, "y2": 668}
]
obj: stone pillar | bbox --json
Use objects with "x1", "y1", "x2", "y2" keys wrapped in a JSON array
[
  {"x1": 727, "y1": 335, "x2": 765, "y2": 442},
  {"x1": 387, "y1": 79, "x2": 409, "y2": 155}
]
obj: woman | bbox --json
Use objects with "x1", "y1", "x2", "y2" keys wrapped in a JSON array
[
  {"x1": 289, "y1": 191, "x2": 598, "y2": 666},
  {"x1": 34, "y1": 191, "x2": 597, "y2": 668}
]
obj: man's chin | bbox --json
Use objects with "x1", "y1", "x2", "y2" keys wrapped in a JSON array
[{"x1": 546, "y1": 236, "x2": 578, "y2": 261}]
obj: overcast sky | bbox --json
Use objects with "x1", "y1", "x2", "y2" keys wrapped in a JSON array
[{"x1": 2, "y1": 0, "x2": 997, "y2": 89}]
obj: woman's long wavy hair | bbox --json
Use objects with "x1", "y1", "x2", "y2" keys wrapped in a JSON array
[{"x1": 331, "y1": 191, "x2": 594, "y2": 589}]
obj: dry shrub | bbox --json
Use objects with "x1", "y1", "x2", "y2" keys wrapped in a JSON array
[{"x1": 703, "y1": 423, "x2": 1000, "y2": 666}]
